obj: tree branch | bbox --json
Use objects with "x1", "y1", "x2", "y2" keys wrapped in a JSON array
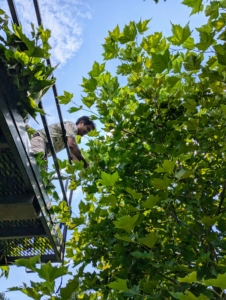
[{"x1": 216, "y1": 180, "x2": 226, "y2": 216}]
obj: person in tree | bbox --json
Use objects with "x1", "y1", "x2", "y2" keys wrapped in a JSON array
[{"x1": 30, "y1": 116, "x2": 95, "y2": 168}]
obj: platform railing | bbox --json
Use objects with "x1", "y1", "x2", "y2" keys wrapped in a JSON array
[{"x1": 7, "y1": 0, "x2": 74, "y2": 261}]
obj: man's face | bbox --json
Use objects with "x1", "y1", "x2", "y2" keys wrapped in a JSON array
[{"x1": 77, "y1": 121, "x2": 92, "y2": 136}]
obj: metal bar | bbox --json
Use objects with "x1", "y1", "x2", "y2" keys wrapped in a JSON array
[
  {"x1": 32, "y1": 0, "x2": 74, "y2": 263},
  {"x1": 32, "y1": 0, "x2": 72, "y2": 164},
  {"x1": 0, "y1": 227, "x2": 46, "y2": 239},
  {"x1": 51, "y1": 83, "x2": 72, "y2": 163},
  {"x1": 68, "y1": 189, "x2": 73, "y2": 207},
  {"x1": 7, "y1": 0, "x2": 20, "y2": 26},
  {"x1": 32, "y1": 0, "x2": 42, "y2": 26},
  {"x1": 0, "y1": 135, "x2": 9, "y2": 148},
  {"x1": 0, "y1": 194, "x2": 34, "y2": 204},
  {"x1": 38, "y1": 102, "x2": 68, "y2": 203},
  {"x1": 0, "y1": 254, "x2": 59, "y2": 265}
]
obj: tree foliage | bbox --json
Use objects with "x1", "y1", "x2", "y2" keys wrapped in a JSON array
[
  {"x1": 5, "y1": 0, "x2": 226, "y2": 299},
  {"x1": 0, "y1": 292, "x2": 9, "y2": 300},
  {"x1": 0, "y1": 9, "x2": 55, "y2": 119}
]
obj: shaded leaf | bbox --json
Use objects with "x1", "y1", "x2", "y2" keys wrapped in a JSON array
[
  {"x1": 113, "y1": 214, "x2": 139, "y2": 232},
  {"x1": 142, "y1": 195, "x2": 159, "y2": 209},
  {"x1": 152, "y1": 49, "x2": 171, "y2": 73},
  {"x1": 139, "y1": 232, "x2": 158, "y2": 248},
  {"x1": 131, "y1": 251, "x2": 154, "y2": 259},
  {"x1": 126, "y1": 187, "x2": 142, "y2": 199}
]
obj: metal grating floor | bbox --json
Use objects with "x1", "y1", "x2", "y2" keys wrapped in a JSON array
[
  {"x1": 0, "y1": 237, "x2": 54, "y2": 257},
  {"x1": 0, "y1": 148, "x2": 28, "y2": 196}
]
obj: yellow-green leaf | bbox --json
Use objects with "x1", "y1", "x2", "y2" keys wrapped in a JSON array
[
  {"x1": 142, "y1": 195, "x2": 159, "y2": 209},
  {"x1": 107, "y1": 278, "x2": 128, "y2": 291},
  {"x1": 113, "y1": 214, "x2": 139, "y2": 232},
  {"x1": 203, "y1": 273, "x2": 226, "y2": 290},
  {"x1": 168, "y1": 23, "x2": 191, "y2": 46},
  {"x1": 178, "y1": 271, "x2": 197, "y2": 283},
  {"x1": 139, "y1": 232, "x2": 158, "y2": 248}
]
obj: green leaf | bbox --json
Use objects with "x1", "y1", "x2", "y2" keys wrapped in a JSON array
[
  {"x1": 15, "y1": 255, "x2": 40, "y2": 271},
  {"x1": 81, "y1": 77, "x2": 98, "y2": 92},
  {"x1": 102, "y1": 42, "x2": 119, "y2": 60},
  {"x1": 168, "y1": 23, "x2": 191, "y2": 46},
  {"x1": 100, "y1": 195, "x2": 118, "y2": 207},
  {"x1": 60, "y1": 277, "x2": 79, "y2": 299},
  {"x1": 142, "y1": 195, "x2": 159, "y2": 209},
  {"x1": 114, "y1": 234, "x2": 134, "y2": 243},
  {"x1": 220, "y1": 104, "x2": 226, "y2": 113},
  {"x1": 21, "y1": 287, "x2": 42, "y2": 300},
  {"x1": 88, "y1": 61, "x2": 105, "y2": 77},
  {"x1": 175, "y1": 169, "x2": 193, "y2": 180},
  {"x1": 153, "y1": 176, "x2": 171, "y2": 190},
  {"x1": 184, "y1": 53, "x2": 202, "y2": 71},
  {"x1": 155, "y1": 159, "x2": 176, "y2": 173},
  {"x1": 75, "y1": 135, "x2": 81, "y2": 144},
  {"x1": 183, "y1": 98, "x2": 197, "y2": 113},
  {"x1": 131, "y1": 251, "x2": 154, "y2": 259},
  {"x1": 123, "y1": 286, "x2": 140, "y2": 297},
  {"x1": 12, "y1": 24, "x2": 35, "y2": 55},
  {"x1": 119, "y1": 22, "x2": 137, "y2": 44},
  {"x1": 68, "y1": 105, "x2": 82, "y2": 113},
  {"x1": 152, "y1": 49, "x2": 171, "y2": 73},
  {"x1": 14, "y1": 50, "x2": 29, "y2": 64},
  {"x1": 178, "y1": 271, "x2": 197, "y2": 283},
  {"x1": 109, "y1": 25, "x2": 120, "y2": 42},
  {"x1": 56, "y1": 91, "x2": 73, "y2": 105},
  {"x1": 0, "y1": 265, "x2": 9, "y2": 278},
  {"x1": 196, "y1": 32, "x2": 214, "y2": 51},
  {"x1": 136, "y1": 19, "x2": 151, "y2": 34},
  {"x1": 170, "y1": 291, "x2": 209, "y2": 300},
  {"x1": 201, "y1": 216, "x2": 219, "y2": 227},
  {"x1": 107, "y1": 278, "x2": 128, "y2": 291},
  {"x1": 81, "y1": 94, "x2": 96, "y2": 108},
  {"x1": 139, "y1": 232, "x2": 158, "y2": 248},
  {"x1": 166, "y1": 76, "x2": 181, "y2": 88},
  {"x1": 196, "y1": 21, "x2": 213, "y2": 34},
  {"x1": 37, "y1": 262, "x2": 68, "y2": 282},
  {"x1": 182, "y1": 0, "x2": 203, "y2": 15},
  {"x1": 126, "y1": 187, "x2": 142, "y2": 199},
  {"x1": 87, "y1": 128, "x2": 99, "y2": 137},
  {"x1": 100, "y1": 171, "x2": 119, "y2": 186},
  {"x1": 203, "y1": 273, "x2": 226, "y2": 290},
  {"x1": 113, "y1": 214, "x2": 139, "y2": 232}
]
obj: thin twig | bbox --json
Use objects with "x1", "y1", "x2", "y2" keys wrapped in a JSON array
[
  {"x1": 216, "y1": 180, "x2": 226, "y2": 216},
  {"x1": 156, "y1": 270, "x2": 177, "y2": 284},
  {"x1": 71, "y1": 101, "x2": 100, "y2": 118}
]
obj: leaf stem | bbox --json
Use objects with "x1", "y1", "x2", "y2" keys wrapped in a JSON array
[{"x1": 72, "y1": 101, "x2": 100, "y2": 118}]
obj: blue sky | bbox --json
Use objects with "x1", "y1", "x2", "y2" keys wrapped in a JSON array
[{"x1": 0, "y1": 0, "x2": 206, "y2": 298}]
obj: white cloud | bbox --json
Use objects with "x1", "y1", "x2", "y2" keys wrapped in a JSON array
[{"x1": 2, "y1": 0, "x2": 91, "y2": 65}]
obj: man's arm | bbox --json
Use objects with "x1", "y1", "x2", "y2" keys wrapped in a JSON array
[{"x1": 67, "y1": 137, "x2": 89, "y2": 168}]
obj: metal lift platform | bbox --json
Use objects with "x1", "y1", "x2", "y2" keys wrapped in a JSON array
[{"x1": 0, "y1": 63, "x2": 63, "y2": 264}]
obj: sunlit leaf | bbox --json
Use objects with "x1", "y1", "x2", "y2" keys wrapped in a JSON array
[
  {"x1": 100, "y1": 171, "x2": 119, "y2": 186},
  {"x1": 113, "y1": 214, "x2": 139, "y2": 232},
  {"x1": 107, "y1": 278, "x2": 128, "y2": 291}
]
